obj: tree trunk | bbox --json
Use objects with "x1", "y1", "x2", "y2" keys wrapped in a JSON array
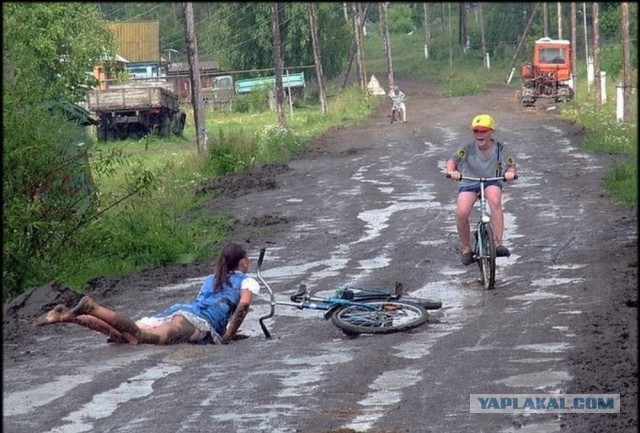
[
  {"x1": 570, "y1": 2, "x2": 577, "y2": 96},
  {"x1": 459, "y1": 2, "x2": 468, "y2": 51},
  {"x1": 557, "y1": 2, "x2": 563, "y2": 39},
  {"x1": 308, "y1": 3, "x2": 328, "y2": 114},
  {"x1": 182, "y1": 2, "x2": 207, "y2": 152},
  {"x1": 621, "y1": 2, "x2": 632, "y2": 122},
  {"x1": 592, "y1": 2, "x2": 601, "y2": 106},
  {"x1": 479, "y1": 3, "x2": 487, "y2": 68},
  {"x1": 543, "y1": 2, "x2": 549, "y2": 37},
  {"x1": 271, "y1": 2, "x2": 286, "y2": 128},
  {"x1": 423, "y1": 3, "x2": 430, "y2": 43},
  {"x1": 379, "y1": 2, "x2": 393, "y2": 92}
]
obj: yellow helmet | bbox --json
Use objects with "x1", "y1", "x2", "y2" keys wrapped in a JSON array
[{"x1": 471, "y1": 114, "x2": 495, "y2": 131}]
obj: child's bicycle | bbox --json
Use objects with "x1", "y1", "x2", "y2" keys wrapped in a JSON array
[
  {"x1": 447, "y1": 174, "x2": 518, "y2": 290},
  {"x1": 390, "y1": 99, "x2": 404, "y2": 124},
  {"x1": 256, "y1": 248, "x2": 442, "y2": 338}
]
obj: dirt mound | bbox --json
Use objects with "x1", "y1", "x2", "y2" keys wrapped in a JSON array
[{"x1": 3, "y1": 281, "x2": 83, "y2": 346}]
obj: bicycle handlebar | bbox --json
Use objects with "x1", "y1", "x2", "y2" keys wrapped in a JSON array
[{"x1": 445, "y1": 173, "x2": 518, "y2": 182}]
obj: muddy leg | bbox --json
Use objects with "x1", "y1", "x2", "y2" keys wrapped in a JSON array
[
  {"x1": 64, "y1": 296, "x2": 147, "y2": 343},
  {"x1": 34, "y1": 303, "x2": 134, "y2": 344},
  {"x1": 34, "y1": 304, "x2": 71, "y2": 326}
]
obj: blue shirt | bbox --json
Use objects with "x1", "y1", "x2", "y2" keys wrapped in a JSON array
[{"x1": 153, "y1": 271, "x2": 250, "y2": 337}]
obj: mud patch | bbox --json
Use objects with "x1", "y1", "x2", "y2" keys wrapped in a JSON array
[{"x1": 196, "y1": 163, "x2": 291, "y2": 198}]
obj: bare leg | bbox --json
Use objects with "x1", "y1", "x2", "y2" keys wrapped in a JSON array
[
  {"x1": 485, "y1": 186, "x2": 505, "y2": 245},
  {"x1": 65, "y1": 296, "x2": 199, "y2": 345},
  {"x1": 456, "y1": 191, "x2": 477, "y2": 253},
  {"x1": 35, "y1": 304, "x2": 133, "y2": 344}
]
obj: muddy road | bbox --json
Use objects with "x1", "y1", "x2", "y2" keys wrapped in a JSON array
[{"x1": 3, "y1": 79, "x2": 637, "y2": 433}]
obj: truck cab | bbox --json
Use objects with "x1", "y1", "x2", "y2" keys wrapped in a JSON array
[
  {"x1": 202, "y1": 75, "x2": 235, "y2": 106},
  {"x1": 532, "y1": 37, "x2": 571, "y2": 81}
]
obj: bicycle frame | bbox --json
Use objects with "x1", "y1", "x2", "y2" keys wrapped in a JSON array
[
  {"x1": 447, "y1": 174, "x2": 517, "y2": 289},
  {"x1": 255, "y1": 248, "x2": 437, "y2": 338}
]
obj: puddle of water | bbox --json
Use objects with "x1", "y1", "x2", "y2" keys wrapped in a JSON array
[
  {"x1": 344, "y1": 368, "x2": 422, "y2": 431},
  {"x1": 494, "y1": 370, "x2": 572, "y2": 391},
  {"x1": 508, "y1": 358, "x2": 565, "y2": 364},
  {"x1": 532, "y1": 277, "x2": 583, "y2": 287},
  {"x1": 508, "y1": 290, "x2": 570, "y2": 302},
  {"x1": 548, "y1": 264, "x2": 587, "y2": 270},
  {"x1": 3, "y1": 350, "x2": 158, "y2": 417},
  {"x1": 513, "y1": 342, "x2": 572, "y2": 353},
  {"x1": 501, "y1": 419, "x2": 561, "y2": 432},
  {"x1": 49, "y1": 363, "x2": 182, "y2": 433}
]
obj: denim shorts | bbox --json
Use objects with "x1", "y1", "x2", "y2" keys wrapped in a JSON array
[{"x1": 458, "y1": 180, "x2": 503, "y2": 193}]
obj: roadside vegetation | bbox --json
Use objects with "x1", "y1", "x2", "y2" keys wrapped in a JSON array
[{"x1": 3, "y1": 3, "x2": 636, "y2": 301}]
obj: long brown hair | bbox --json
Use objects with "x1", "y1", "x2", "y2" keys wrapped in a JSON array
[{"x1": 213, "y1": 243, "x2": 247, "y2": 292}]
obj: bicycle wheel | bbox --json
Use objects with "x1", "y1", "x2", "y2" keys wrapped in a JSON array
[
  {"x1": 390, "y1": 108, "x2": 396, "y2": 124},
  {"x1": 330, "y1": 300, "x2": 428, "y2": 335},
  {"x1": 477, "y1": 223, "x2": 496, "y2": 290}
]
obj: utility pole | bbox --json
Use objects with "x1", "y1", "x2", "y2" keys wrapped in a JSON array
[
  {"x1": 557, "y1": 2, "x2": 563, "y2": 39},
  {"x1": 479, "y1": 3, "x2": 487, "y2": 68},
  {"x1": 182, "y1": 2, "x2": 207, "y2": 152},
  {"x1": 621, "y1": 2, "x2": 632, "y2": 122},
  {"x1": 592, "y1": 2, "x2": 601, "y2": 105}
]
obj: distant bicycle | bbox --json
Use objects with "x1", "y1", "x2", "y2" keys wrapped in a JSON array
[
  {"x1": 390, "y1": 99, "x2": 404, "y2": 124},
  {"x1": 256, "y1": 248, "x2": 442, "y2": 338},
  {"x1": 446, "y1": 174, "x2": 518, "y2": 290}
]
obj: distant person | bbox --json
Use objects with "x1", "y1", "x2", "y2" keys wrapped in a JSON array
[
  {"x1": 445, "y1": 114, "x2": 517, "y2": 266},
  {"x1": 389, "y1": 85, "x2": 407, "y2": 123},
  {"x1": 35, "y1": 242, "x2": 260, "y2": 345}
]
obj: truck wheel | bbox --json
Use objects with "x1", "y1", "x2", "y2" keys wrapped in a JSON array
[
  {"x1": 172, "y1": 111, "x2": 186, "y2": 136},
  {"x1": 159, "y1": 113, "x2": 171, "y2": 137}
]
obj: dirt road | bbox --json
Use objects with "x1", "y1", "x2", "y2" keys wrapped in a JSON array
[{"x1": 3, "y1": 78, "x2": 637, "y2": 433}]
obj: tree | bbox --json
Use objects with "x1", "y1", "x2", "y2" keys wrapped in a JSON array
[
  {"x1": 271, "y1": 2, "x2": 286, "y2": 128},
  {"x1": 379, "y1": 2, "x2": 394, "y2": 91},
  {"x1": 592, "y1": 2, "x2": 602, "y2": 105},
  {"x1": 3, "y1": 3, "x2": 118, "y2": 298},
  {"x1": 351, "y1": 2, "x2": 366, "y2": 89},
  {"x1": 182, "y1": 2, "x2": 207, "y2": 152},
  {"x1": 308, "y1": 3, "x2": 328, "y2": 114},
  {"x1": 206, "y1": 3, "x2": 350, "y2": 81}
]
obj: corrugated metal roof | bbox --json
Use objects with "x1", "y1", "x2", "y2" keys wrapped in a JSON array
[{"x1": 108, "y1": 21, "x2": 160, "y2": 62}]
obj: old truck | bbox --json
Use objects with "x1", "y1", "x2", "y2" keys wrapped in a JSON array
[
  {"x1": 87, "y1": 82, "x2": 186, "y2": 141},
  {"x1": 519, "y1": 37, "x2": 574, "y2": 106},
  {"x1": 202, "y1": 72, "x2": 305, "y2": 108}
]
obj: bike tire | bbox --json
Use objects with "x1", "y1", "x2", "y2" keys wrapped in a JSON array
[
  {"x1": 341, "y1": 287, "x2": 443, "y2": 310},
  {"x1": 330, "y1": 300, "x2": 428, "y2": 335},
  {"x1": 390, "y1": 108, "x2": 396, "y2": 124},
  {"x1": 478, "y1": 223, "x2": 496, "y2": 290}
]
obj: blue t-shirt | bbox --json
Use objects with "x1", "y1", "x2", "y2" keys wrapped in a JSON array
[{"x1": 153, "y1": 271, "x2": 250, "y2": 337}]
